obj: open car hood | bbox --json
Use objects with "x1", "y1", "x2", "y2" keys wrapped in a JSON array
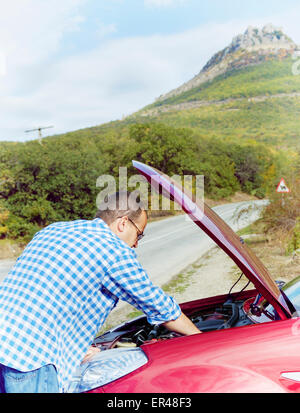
[{"x1": 132, "y1": 160, "x2": 292, "y2": 320}]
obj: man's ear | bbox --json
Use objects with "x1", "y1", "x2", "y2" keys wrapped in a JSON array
[{"x1": 116, "y1": 216, "x2": 128, "y2": 233}]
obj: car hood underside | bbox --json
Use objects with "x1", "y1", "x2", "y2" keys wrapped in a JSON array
[{"x1": 132, "y1": 160, "x2": 292, "y2": 320}]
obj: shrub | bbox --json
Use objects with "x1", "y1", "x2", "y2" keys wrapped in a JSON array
[
  {"x1": 286, "y1": 218, "x2": 300, "y2": 255},
  {"x1": 261, "y1": 164, "x2": 300, "y2": 254},
  {"x1": 6, "y1": 215, "x2": 40, "y2": 242}
]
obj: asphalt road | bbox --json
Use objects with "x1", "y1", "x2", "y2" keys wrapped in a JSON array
[
  {"x1": 0, "y1": 200, "x2": 267, "y2": 286},
  {"x1": 136, "y1": 199, "x2": 267, "y2": 286}
]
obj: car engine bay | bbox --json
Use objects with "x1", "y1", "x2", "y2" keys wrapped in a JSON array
[
  {"x1": 93, "y1": 274, "x2": 297, "y2": 352},
  {"x1": 93, "y1": 293, "x2": 266, "y2": 351}
]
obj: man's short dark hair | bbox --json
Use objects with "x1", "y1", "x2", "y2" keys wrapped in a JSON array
[{"x1": 95, "y1": 191, "x2": 147, "y2": 225}]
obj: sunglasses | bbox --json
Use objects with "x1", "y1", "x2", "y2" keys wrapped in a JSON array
[{"x1": 127, "y1": 218, "x2": 145, "y2": 241}]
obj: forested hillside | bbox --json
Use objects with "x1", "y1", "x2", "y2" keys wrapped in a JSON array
[
  {"x1": 0, "y1": 25, "x2": 299, "y2": 243},
  {"x1": 133, "y1": 58, "x2": 300, "y2": 151},
  {"x1": 0, "y1": 119, "x2": 292, "y2": 241}
]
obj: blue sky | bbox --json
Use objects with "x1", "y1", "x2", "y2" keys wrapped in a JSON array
[{"x1": 1, "y1": 0, "x2": 300, "y2": 141}]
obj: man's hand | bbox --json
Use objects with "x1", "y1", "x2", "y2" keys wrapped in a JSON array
[
  {"x1": 81, "y1": 346, "x2": 101, "y2": 364},
  {"x1": 162, "y1": 312, "x2": 202, "y2": 336}
]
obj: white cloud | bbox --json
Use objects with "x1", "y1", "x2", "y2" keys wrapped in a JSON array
[
  {"x1": 144, "y1": 0, "x2": 187, "y2": 7},
  {"x1": 1, "y1": 21, "x2": 244, "y2": 140},
  {"x1": 0, "y1": 0, "x2": 87, "y2": 139},
  {"x1": 96, "y1": 22, "x2": 117, "y2": 38},
  {"x1": 0, "y1": 0, "x2": 86, "y2": 68}
]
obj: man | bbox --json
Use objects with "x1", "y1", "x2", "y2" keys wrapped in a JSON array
[{"x1": 0, "y1": 191, "x2": 201, "y2": 393}]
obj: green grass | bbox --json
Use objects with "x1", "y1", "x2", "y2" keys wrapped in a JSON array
[
  {"x1": 131, "y1": 97, "x2": 300, "y2": 151},
  {"x1": 237, "y1": 220, "x2": 268, "y2": 244},
  {"x1": 150, "y1": 58, "x2": 300, "y2": 107},
  {"x1": 162, "y1": 260, "x2": 205, "y2": 296},
  {"x1": 237, "y1": 224, "x2": 254, "y2": 236},
  {"x1": 132, "y1": 58, "x2": 300, "y2": 152}
]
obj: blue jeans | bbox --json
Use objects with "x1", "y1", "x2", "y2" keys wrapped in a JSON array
[{"x1": 0, "y1": 364, "x2": 59, "y2": 393}]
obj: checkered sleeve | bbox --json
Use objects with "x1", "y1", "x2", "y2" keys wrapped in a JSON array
[{"x1": 103, "y1": 250, "x2": 181, "y2": 325}]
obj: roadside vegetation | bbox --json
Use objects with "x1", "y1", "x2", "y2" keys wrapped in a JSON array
[
  {"x1": 0, "y1": 121, "x2": 285, "y2": 243},
  {"x1": 239, "y1": 154, "x2": 300, "y2": 258},
  {"x1": 261, "y1": 156, "x2": 300, "y2": 256}
]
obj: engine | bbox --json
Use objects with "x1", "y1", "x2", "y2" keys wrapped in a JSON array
[{"x1": 93, "y1": 298, "x2": 254, "y2": 350}]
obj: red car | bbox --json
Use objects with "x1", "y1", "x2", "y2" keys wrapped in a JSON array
[{"x1": 67, "y1": 161, "x2": 300, "y2": 394}]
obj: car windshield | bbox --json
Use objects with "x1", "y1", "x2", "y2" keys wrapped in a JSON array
[
  {"x1": 264, "y1": 276, "x2": 300, "y2": 317},
  {"x1": 281, "y1": 276, "x2": 300, "y2": 312}
]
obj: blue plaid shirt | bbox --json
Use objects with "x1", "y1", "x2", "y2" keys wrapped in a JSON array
[{"x1": 0, "y1": 218, "x2": 181, "y2": 391}]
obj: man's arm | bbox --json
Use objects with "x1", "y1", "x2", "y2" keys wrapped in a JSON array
[
  {"x1": 105, "y1": 251, "x2": 201, "y2": 332},
  {"x1": 162, "y1": 312, "x2": 202, "y2": 336},
  {"x1": 81, "y1": 346, "x2": 101, "y2": 364}
]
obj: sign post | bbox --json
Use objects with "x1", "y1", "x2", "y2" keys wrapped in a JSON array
[{"x1": 276, "y1": 178, "x2": 290, "y2": 207}]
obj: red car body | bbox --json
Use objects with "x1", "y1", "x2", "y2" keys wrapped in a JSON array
[
  {"x1": 78, "y1": 161, "x2": 300, "y2": 393},
  {"x1": 96, "y1": 292, "x2": 300, "y2": 393}
]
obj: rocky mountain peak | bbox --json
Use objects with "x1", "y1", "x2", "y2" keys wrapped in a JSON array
[
  {"x1": 156, "y1": 24, "x2": 298, "y2": 102},
  {"x1": 233, "y1": 24, "x2": 294, "y2": 52},
  {"x1": 202, "y1": 24, "x2": 296, "y2": 72}
]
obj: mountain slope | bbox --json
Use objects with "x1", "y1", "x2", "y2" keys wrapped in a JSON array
[
  {"x1": 155, "y1": 24, "x2": 299, "y2": 103},
  {"x1": 123, "y1": 25, "x2": 300, "y2": 152},
  {"x1": 147, "y1": 58, "x2": 300, "y2": 107},
  {"x1": 18, "y1": 24, "x2": 299, "y2": 154}
]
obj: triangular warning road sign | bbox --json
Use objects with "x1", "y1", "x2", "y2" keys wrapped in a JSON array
[{"x1": 276, "y1": 178, "x2": 290, "y2": 193}]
